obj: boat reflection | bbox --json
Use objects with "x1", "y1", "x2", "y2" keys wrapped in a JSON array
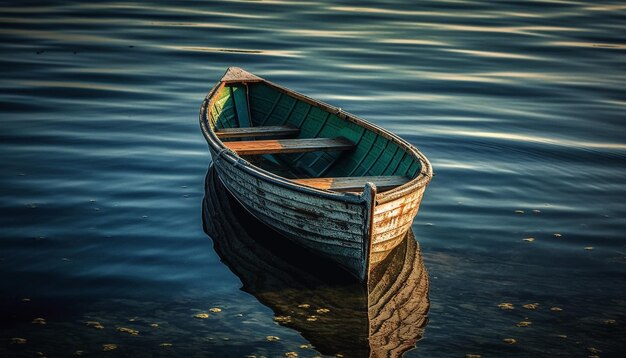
[{"x1": 202, "y1": 166, "x2": 429, "y2": 357}]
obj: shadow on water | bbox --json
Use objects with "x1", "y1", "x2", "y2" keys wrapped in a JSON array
[{"x1": 202, "y1": 165, "x2": 430, "y2": 357}]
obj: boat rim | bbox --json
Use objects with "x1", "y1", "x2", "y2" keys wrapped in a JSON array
[{"x1": 199, "y1": 67, "x2": 433, "y2": 205}]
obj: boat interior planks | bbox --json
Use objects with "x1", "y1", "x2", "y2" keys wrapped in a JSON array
[
  {"x1": 200, "y1": 67, "x2": 433, "y2": 282},
  {"x1": 291, "y1": 175, "x2": 410, "y2": 192},
  {"x1": 223, "y1": 137, "x2": 355, "y2": 156},
  {"x1": 215, "y1": 125, "x2": 300, "y2": 139}
]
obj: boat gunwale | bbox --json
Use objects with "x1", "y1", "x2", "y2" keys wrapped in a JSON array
[{"x1": 199, "y1": 67, "x2": 433, "y2": 205}]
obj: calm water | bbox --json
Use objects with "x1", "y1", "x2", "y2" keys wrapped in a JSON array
[{"x1": 1, "y1": 0, "x2": 625, "y2": 357}]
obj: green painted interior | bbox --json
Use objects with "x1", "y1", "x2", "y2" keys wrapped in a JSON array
[
  {"x1": 210, "y1": 83, "x2": 422, "y2": 181},
  {"x1": 232, "y1": 86, "x2": 250, "y2": 128}
]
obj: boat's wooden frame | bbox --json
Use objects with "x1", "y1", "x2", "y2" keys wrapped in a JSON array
[{"x1": 199, "y1": 67, "x2": 433, "y2": 282}]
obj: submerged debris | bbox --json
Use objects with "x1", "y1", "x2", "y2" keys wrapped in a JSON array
[
  {"x1": 117, "y1": 327, "x2": 139, "y2": 336},
  {"x1": 515, "y1": 210, "x2": 525, "y2": 214},
  {"x1": 274, "y1": 315, "x2": 292, "y2": 324},
  {"x1": 603, "y1": 319, "x2": 616, "y2": 325},
  {"x1": 160, "y1": 343, "x2": 173, "y2": 347},
  {"x1": 102, "y1": 344, "x2": 118, "y2": 351},
  {"x1": 587, "y1": 347, "x2": 602, "y2": 354},
  {"x1": 150, "y1": 323, "x2": 159, "y2": 328},
  {"x1": 498, "y1": 303, "x2": 514, "y2": 310},
  {"x1": 73, "y1": 351, "x2": 85, "y2": 356},
  {"x1": 86, "y1": 321, "x2": 104, "y2": 329},
  {"x1": 522, "y1": 237, "x2": 535, "y2": 243},
  {"x1": 466, "y1": 355, "x2": 481, "y2": 358},
  {"x1": 584, "y1": 246, "x2": 594, "y2": 250},
  {"x1": 11, "y1": 337, "x2": 27, "y2": 344},
  {"x1": 522, "y1": 303, "x2": 539, "y2": 310},
  {"x1": 32, "y1": 317, "x2": 46, "y2": 325},
  {"x1": 554, "y1": 233, "x2": 562, "y2": 238}
]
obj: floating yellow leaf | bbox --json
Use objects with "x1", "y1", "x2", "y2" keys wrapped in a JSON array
[
  {"x1": 266, "y1": 335, "x2": 280, "y2": 342},
  {"x1": 316, "y1": 308, "x2": 330, "y2": 314},
  {"x1": 503, "y1": 338, "x2": 517, "y2": 344},
  {"x1": 160, "y1": 343, "x2": 172, "y2": 347},
  {"x1": 514, "y1": 210, "x2": 524, "y2": 214},
  {"x1": 194, "y1": 313, "x2": 209, "y2": 319},
  {"x1": 466, "y1": 355, "x2": 481, "y2": 358},
  {"x1": 306, "y1": 316, "x2": 318, "y2": 322},
  {"x1": 584, "y1": 246, "x2": 594, "y2": 250},
  {"x1": 209, "y1": 307, "x2": 222, "y2": 313},
  {"x1": 32, "y1": 317, "x2": 46, "y2": 325},
  {"x1": 285, "y1": 352, "x2": 298, "y2": 358},
  {"x1": 102, "y1": 344, "x2": 117, "y2": 351},
  {"x1": 550, "y1": 307, "x2": 563, "y2": 312},
  {"x1": 553, "y1": 233, "x2": 562, "y2": 238},
  {"x1": 556, "y1": 334, "x2": 567, "y2": 339},
  {"x1": 297, "y1": 304, "x2": 310, "y2": 309},
  {"x1": 11, "y1": 337, "x2": 27, "y2": 344},
  {"x1": 150, "y1": 323, "x2": 159, "y2": 328},
  {"x1": 299, "y1": 344, "x2": 312, "y2": 349},
  {"x1": 522, "y1": 303, "x2": 539, "y2": 310},
  {"x1": 522, "y1": 237, "x2": 535, "y2": 243},
  {"x1": 498, "y1": 303, "x2": 514, "y2": 310},
  {"x1": 516, "y1": 321, "x2": 532, "y2": 327},
  {"x1": 86, "y1": 321, "x2": 104, "y2": 329},
  {"x1": 117, "y1": 327, "x2": 139, "y2": 336},
  {"x1": 274, "y1": 315, "x2": 292, "y2": 323},
  {"x1": 603, "y1": 319, "x2": 616, "y2": 325}
]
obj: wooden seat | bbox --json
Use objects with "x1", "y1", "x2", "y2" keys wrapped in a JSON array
[
  {"x1": 224, "y1": 137, "x2": 355, "y2": 156},
  {"x1": 291, "y1": 175, "x2": 410, "y2": 192},
  {"x1": 215, "y1": 125, "x2": 300, "y2": 139}
]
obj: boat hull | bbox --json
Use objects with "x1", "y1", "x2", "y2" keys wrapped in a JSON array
[
  {"x1": 199, "y1": 67, "x2": 432, "y2": 282},
  {"x1": 210, "y1": 144, "x2": 373, "y2": 280}
]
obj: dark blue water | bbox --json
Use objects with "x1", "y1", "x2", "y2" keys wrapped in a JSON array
[{"x1": 1, "y1": 1, "x2": 625, "y2": 357}]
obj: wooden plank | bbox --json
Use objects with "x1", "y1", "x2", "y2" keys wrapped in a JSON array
[
  {"x1": 232, "y1": 86, "x2": 251, "y2": 127},
  {"x1": 215, "y1": 125, "x2": 300, "y2": 139},
  {"x1": 291, "y1": 175, "x2": 410, "y2": 192},
  {"x1": 224, "y1": 137, "x2": 354, "y2": 156}
]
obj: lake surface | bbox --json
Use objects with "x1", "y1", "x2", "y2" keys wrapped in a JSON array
[{"x1": 1, "y1": 0, "x2": 625, "y2": 357}]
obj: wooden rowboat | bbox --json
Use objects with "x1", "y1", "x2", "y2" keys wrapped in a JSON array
[
  {"x1": 202, "y1": 166, "x2": 430, "y2": 357},
  {"x1": 199, "y1": 67, "x2": 433, "y2": 282}
]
